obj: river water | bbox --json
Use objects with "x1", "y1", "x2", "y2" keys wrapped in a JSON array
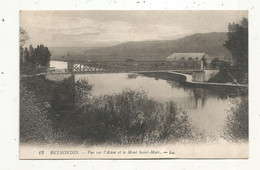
[
  {"x1": 49, "y1": 61, "x2": 235, "y2": 137},
  {"x1": 76, "y1": 73, "x2": 236, "y2": 137}
]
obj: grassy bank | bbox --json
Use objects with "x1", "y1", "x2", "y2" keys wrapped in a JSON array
[{"x1": 208, "y1": 69, "x2": 248, "y2": 85}]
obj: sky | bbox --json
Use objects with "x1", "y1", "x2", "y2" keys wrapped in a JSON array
[{"x1": 20, "y1": 10, "x2": 248, "y2": 47}]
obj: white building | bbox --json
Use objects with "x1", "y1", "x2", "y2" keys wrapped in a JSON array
[{"x1": 166, "y1": 53, "x2": 211, "y2": 69}]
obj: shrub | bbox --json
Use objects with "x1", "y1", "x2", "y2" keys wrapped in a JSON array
[
  {"x1": 222, "y1": 97, "x2": 248, "y2": 142},
  {"x1": 74, "y1": 79, "x2": 93, "y2": 108},
  {"x1": 52, "y1": 77, "x2": 93, "y2": 112},
  {"x1": 20, "y1": 84, "x2": 56, "y2": 143},
  {"x1": 66, "y1": 89, "x2": 204, "y2": 144}
]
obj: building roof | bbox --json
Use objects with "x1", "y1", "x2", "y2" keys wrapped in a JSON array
[{"x1": 166, "y1": 53, "x2": 210, "y2": 61}]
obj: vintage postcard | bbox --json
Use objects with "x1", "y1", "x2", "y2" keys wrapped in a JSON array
[{"x1": 19, "y1": 10, "x2": 248, "y2": 159}]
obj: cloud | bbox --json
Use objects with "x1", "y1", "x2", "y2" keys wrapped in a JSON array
[{"x1": 20, "y1": 10, "x2": 248, "y2": 47}]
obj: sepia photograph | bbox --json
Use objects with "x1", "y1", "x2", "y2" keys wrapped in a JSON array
[{"x1": 19, "y1": 10, "x2": 248, "y2": 159}]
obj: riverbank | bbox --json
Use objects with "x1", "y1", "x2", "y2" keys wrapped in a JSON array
[{"x1": 139, "y1": 71, "x2": 248, "y2": 89}]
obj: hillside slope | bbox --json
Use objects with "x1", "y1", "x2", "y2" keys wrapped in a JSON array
[{"x1": 82, "y1": 32, "x2": 231, "y2": 61}]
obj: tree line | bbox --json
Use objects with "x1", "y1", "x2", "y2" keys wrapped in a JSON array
[
  {"x1": 20, "y1": 27, "x2": 51, "y2": 68},
  {"x1": 20, "y1": 44, "x2": 51, "y2": 67},
  {"x1": 224, "y1": 17, "x2": 248, "y2": 68}
]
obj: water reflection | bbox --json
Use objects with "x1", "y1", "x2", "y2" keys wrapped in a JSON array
[{"x1": 166, "y1": 80, "x2": 237, "y2": 109}]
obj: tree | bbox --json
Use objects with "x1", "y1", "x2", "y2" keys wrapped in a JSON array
[
  {"x1": 23, "y1": 47, "x2": 29, "y2": 65},
  {"x1": 20, "y1": 46, "x2": 24, "y2": 65},
  {"x1": 19, "y1": 28, "x2": 51, "y2": 69},
  {"x1": 20, "y1": 27, "x2": 29, "y2": 65},
  {"x1": 224, "y1": 18, "x2": 248, "y2": 68},
  {"x1": 23, "y1": 44, "x2": 51, "y2": 67},
  {"x1": 42, "y1": 46, "x2": 51, "y2": 67},
  {"x1": 34, "y1": 44, "x2": 51, "y2": 67},
  {"x1": 28, "y1": 45, "x2": 35, "y2": 66},
  {"x1": 20, "y1": 27, "x2": 29, "y2": 47}
]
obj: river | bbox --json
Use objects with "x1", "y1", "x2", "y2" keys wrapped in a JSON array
[
  {"x1": 76, "y1": 73, "x2": 237, "y2": 137},
  {"x1": 50, "y1": 61, "x2": 235, "y2": 137}
]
